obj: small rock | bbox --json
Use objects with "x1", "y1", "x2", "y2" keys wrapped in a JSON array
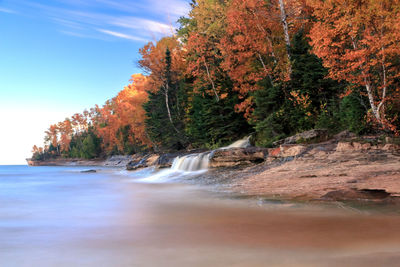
[
  {"x1": 333, "y1": 130, "x2": 356, "y2": 140},
  {"x1": 81, "y1": 169, "x2": 96, "y2": 173}
]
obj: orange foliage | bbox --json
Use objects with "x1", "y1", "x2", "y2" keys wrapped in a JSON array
[
  {"x1": 308, "y1": 0, "x2": 400, "y2": 130},
  {"x1": 139, "y1": 37, "x2": 185, "y2": 93},
  {"x1": 94, "y1": 74, "x2": 151, "y2": 152},
  {"x1": 221, "y1": 0, "x2": 310, "y2": 112}
]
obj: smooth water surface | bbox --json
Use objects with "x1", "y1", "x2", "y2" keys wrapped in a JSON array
[{"x1": 1, "y1": 165, "x2": 400, "y2": 267}]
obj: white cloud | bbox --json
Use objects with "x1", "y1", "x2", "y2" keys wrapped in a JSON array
[
  {"x1": 16, "y1": 1, "x2": 187, "y2": 42},
  {"x1": 111, "y1": 16, "x2": 173, "y2": 35},
  {"x1": 97, "y1": 29, "x2": 148, "y2": 42}
]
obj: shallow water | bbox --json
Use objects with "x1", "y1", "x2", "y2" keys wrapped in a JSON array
[{"x1": 1, "y1": 165, "x2": 400, "y2": 266}]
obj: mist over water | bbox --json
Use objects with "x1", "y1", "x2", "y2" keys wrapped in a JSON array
[{"x1": 1, "y1": 165, "x2": 400, "y2": 266}]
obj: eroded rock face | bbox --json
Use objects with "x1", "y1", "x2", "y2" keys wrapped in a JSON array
[{"x1": 209, "y1": 147, "x2": 267, "y2": 168}]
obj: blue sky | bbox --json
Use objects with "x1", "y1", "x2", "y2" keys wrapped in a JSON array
[{"x1": 0, "y1": 0, "x2": 190, "y2": 164}]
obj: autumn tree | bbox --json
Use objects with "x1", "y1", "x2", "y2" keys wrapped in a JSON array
[
  {"x1": 178, "y1": 0, "x2": 251, "y2": 147},
  {"x1": 221, "y1": 0, "x2": 309, "y2": 115},
  {"x1": 139, "y1": 37, "x2": 186, "y2": 136},
  {"x1": 308, "y1": 0, "x2": 400, "y2": 131},
  {"x1": 143, "y1": 48, "x2": 188, "y2": 150}
]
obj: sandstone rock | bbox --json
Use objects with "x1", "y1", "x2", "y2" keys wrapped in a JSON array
[
  {"x1": 352, "y1": 142, "x2": 363, "y2": 150},
  {"x1": 209, "y1": 147, "x2": 267, "y2": 168},
  {"x1": 126, "y1": 154, "x2": 161, "y2": 170},
  {"x1": 383, "y1": 144, "x2": 400, "y2": 151},
  {"x1": 279, "y1": 145, "x2": 307, "y2": 158},
  {"x1": 333, "y1": 130, "x2": 357, "y2": 140},
  {"x1": 273, "y1": 129, "x2": 329, "y2": 146},
  {"x1": 361, "y1": 143, "x2": 372, "y2": 150},
  {"x1": 268, "y1": 147, "x2": 281, "y2": 158},
  {"x1": 307, "y1": 146, "x2": 328, "y2": 157},
  {"x1": 321, "y1": 188, "x2": 390, "y2": 201},
  {"x1": 336, "y1": 142, "x2": 354, "y2": 152}
]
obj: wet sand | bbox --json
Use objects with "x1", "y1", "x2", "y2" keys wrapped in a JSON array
[{"x1": 1, "y1": 166, "x2": 400, "y2": 266}]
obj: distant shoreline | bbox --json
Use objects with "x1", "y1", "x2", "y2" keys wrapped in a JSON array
[{"x1": 26, "y1": 155, "x2": 130, "y2": 167}]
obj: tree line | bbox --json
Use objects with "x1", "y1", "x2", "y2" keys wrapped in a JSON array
[{"x1": 32, "y1": 0, "x2": 400, "y2": 160}]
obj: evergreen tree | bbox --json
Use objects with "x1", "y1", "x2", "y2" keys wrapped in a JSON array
[
  {"x1": 143, "y1": 48, "x2": 187, "y2": 151},
  {"x1": 186, "y1": 88, "x2": 251, "y2": 149}
]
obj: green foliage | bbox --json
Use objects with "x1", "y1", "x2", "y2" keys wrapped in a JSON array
[
  {"x1": 143, "y1": 48, "x2": 187, "y2": 151},
  {"x1": 252, "y1": 30, "x2": 345, "y2": 146},
  {"x1": 186, "y1": 88, "x2": 251, "y2": 149},
  {"x1": 338, "y1": 92, "x2": 369, "y2": 134},
  {"x1": 67, "y1": 127, "x2": 102, "y2": 159}
]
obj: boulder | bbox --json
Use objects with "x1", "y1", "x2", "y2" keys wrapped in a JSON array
[
  {"x1": 333, "y1": 130, "x2": 357, "y2": 140},
  {"x1": 273, "y1": 129, "x2": 329, "y2": 146},
  {"x1": 81, "y1": 169, "x2": 97, "y2": 173},
  {"x1": 209, "y1": 147, "x2": 267, "y2": 168},
  {"x1": 126, "y1": 154, "x2": 160, "y2": 171},
  {"x1": 336, "y1": 142, "x2": 355, "y2": 152},
  {"x1": 156, "y1": 152, "x2": 183, "y2": 169}
]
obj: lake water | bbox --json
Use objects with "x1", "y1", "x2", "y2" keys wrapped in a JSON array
[{"x1": 1, "y1": 165, "x2": 400, "y2": 266}]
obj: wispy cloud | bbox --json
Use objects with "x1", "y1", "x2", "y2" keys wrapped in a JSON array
[
  {"x1": 97, "y1": 29, "x2": 147, "y2": 42},
  {"x1": 0, "y1": 7, "x2": 16, "y2": 14},
  {"x1": 7, "y1": 0, "x2": 190, "y2": 42},
  {"x1": 111, "y1": 16, "x2": 173, "y2": 35}
]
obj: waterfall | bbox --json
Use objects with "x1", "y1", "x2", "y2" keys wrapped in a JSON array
[
  {"x1": 226, "y1": 136, "x2": 251, "y2": 148},
  {"x1": 170, "y1": 136, "x2": 251, "y2": 172},
  {"x1": 171, "y1": 152, "x2": 210, "y2": 172}
]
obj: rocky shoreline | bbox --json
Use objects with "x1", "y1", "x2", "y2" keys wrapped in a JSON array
[{"x1": 27, "y1": 130, "x2": 400, "y2": 204}]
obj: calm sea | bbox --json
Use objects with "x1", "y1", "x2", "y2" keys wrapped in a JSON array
[{"x1": 1, "y1": 165, "x2": 400, "y2": 266}]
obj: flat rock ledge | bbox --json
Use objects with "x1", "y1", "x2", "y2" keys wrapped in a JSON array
[{"x1": 209, "y1": 147, "x2": 268, "y2": 168}]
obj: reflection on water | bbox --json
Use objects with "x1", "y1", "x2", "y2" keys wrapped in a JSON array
[{"x1": 1, "y1": 165, "x2": 400, "y2": 267}]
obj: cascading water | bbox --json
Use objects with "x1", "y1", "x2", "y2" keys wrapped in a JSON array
[
  {"x1": 170, "y1": 136, "x2": 251, "y2": 172},
  {"x1": 226, "y1": 136, "x2": 251, "y2": 148},
  {"x1": 171, "y1": 152, "x2": 210, "y2": 172}
]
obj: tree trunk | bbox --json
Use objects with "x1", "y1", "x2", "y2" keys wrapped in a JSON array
[
  {"x1": 257, "y1": 53, "x2": 275, "y2": 87},
  {"x1": 203, "y1": 58, "x2": 220, "y2": 102},
  {"x1": 350, "y1": 37, "x2": 381, "y2": 122},
  {"x1": 278, "y1": 0, "x2": 292, "y2": 75},
  {"x1": 163, "y1": 84, "x2": 181, "y2": 134},
  {"x1": 377, "y1": 46, "x2": 387, "y2": 118}
]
